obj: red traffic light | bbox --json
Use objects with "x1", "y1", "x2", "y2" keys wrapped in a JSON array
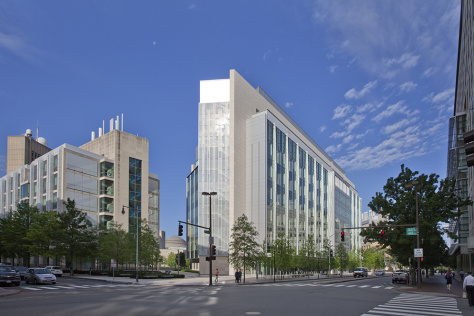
[{"x1": 340, "y1": 231, "x2": 345, "y2": 242}]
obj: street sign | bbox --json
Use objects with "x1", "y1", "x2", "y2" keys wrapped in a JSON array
[
  {"x1": 111, "y1": 259, "x2": 117, "y2": 268},
  {"x1": 204, "y1": 230, "x2": 210, "y2": 234},
  {"x1": 414, "y1": 248, "x2": 423, "y2": 258},
  {"x1": 205, "y1": 256, "x2": 216, "y2": 261},
  {"x1": 406, "y1": 227, "x2": 417, "y2": 235}
]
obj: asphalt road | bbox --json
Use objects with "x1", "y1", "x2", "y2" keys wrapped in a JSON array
[{"x1": 0, "y1": 276, "x2": 469, "y2": 316}]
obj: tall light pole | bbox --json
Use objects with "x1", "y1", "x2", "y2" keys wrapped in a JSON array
[
  {"x1": 405, "y1": 181, "x2": 421, "y2": 289},
  {"x1": 202, "y1": 191, "x2": 217, "y2": 286},
  {"x1": 122, "y1": 205, "x2": 139, "y2": 283}
]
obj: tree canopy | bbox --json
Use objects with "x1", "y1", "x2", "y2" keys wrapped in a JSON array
[{"x1": 361, "y1": 165, "x2": 470, "y2": 268}]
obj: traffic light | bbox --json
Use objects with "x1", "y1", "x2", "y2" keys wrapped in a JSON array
[
  {"x1": 330, "y1": 250, "x2": 334, "y2": 257},
  {"x1": 212, "y1": 244, "x2": 216, "y2": 256},
  {"x1": 178, "y1": 224, "x2": 183, "y2": 236},
  {"x1": 381, "y1": 230, "x2": 385, "y2": 241},
  {"x1": 341, "y1": 231, "x2": 345, "y2": 242}
]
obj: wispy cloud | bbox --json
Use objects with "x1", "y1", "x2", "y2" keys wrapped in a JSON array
[
  {"x1": 343, "y1": 113, "x2": 365, "y2": 132},
  {"x1": 356, "y1": 102, "x2": 383, "y2": 113},
  {"x1": 399, "y1": 81, "x2": 417, "y2": 93},
  {"x1": 285, "y1": 102, "x2": 294, "y2": 108},
  {"x1": 423, "y1": 88, "x2": 455, "y2": 103},
  {"x1": 319, "y1": 126, "x2": 327, "y2": 132},
  {"x1": 344, "y1": 80, "x2": 377, "y2": 99},
  {"x1": 188, "y1": 4, "x2": 197, "y2": 10},
  {"x1": 312, "y1": 1, "x2": 459, "y2": 80},
  {"x1": 372, "y1": 101, "x2": 418, "y2": 123},
  {"x1": 329, "y1": 65, "x2": 338, "y2": 74},
  {"x1": 0, "y1": 32, "x2": 35, "y2": 61},
  {"x1": 332, "y1": 104, "x2": 352, "y2": 119},
  {"x1": 382, "y1": 117, "x2": 418, "y2": 134}
]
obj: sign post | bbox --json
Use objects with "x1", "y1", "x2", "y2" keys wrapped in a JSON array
[{"x1": 111, "y1": 259, "x2": 117, "y2": 280}]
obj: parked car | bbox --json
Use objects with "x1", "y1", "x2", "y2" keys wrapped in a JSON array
[
  {"x1": 0, "y1": 265, "x2": 21, "y2": 286},
  {"x1": 45, "y1": 266, "x2": 63, "y2": 277},
  {"x1": 13, "y1": 266, "x2": 28, "y2": 280},
  {"x1": 375, "y1": 270, "x2": 385, "y2": 276},
  {"x1": 25, "y1": 268, "x2": 56, "y2": 285},
  {"x1": 392, "y1": 269, "x2": 408, "y2": 283},
  {"x1": 353, "y1": 267, "x2": 368, "y2": 278}
]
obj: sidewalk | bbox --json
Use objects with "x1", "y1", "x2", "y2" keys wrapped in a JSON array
[{"x1": 398, "y1": 273, "x2": 464, "y2": 298}]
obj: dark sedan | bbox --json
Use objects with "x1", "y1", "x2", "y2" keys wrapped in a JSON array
[
  {"x1": 13, "y1": 266, "x2": 28, "y2": 280},
  {"x1": 0, "y1": 265, "x2": 21, "y2": 286}
]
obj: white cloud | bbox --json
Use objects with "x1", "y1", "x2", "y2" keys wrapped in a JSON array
[
  {"x1": 385, "y1": 53, "x2": 420, "y2": 70},
  {"x1": 188, "y1": 4, "x2": 197, "y2": 9},
  {"x1": 421, "y1": 67, "x2": 435, "y2": 78},
  {"x1": 423, "y1": 88, "x2": 455, "y2": 104},
  {"x1": 372, "y1": 101, "x2": 418, "y2": 123},
  {"x1": 344, "y1": 80, "x2": 377, "y2": 99},
  {"x1": 332, "y1": 104, "x2": 352, "y2": 119},
  {"x1": 330, "y1": 131, "x2": 347, "y2": 139},
  {"x1": 319, "y1": 126, "x2": 327, "y2": 132},
  {"x1": 329, "y1": 65, "x2": 338, "y2": 74},
  {"x1": 382, "y1": 117, "x2": 418, "y2": 134},
  {"x1": 356, "y1": 102, "x2": 383, "y2": 113},
  {"x1": 325, "y1": 144, "x2": 342, "y2": 154},
  {"x1": 285, "y1": 102, "x2": 294, "y2": 108},
  {"x1": 343, "y1": 114, "x2": 365, "y2": 132},
  {"x1": 312, "y1": 1, "x2": 459, "y2": 80},
  {"x1": 399, "y1": 81, "x2": 417, "y2": 93}
]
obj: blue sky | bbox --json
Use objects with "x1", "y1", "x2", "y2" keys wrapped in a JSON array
[{"x1": 0, "y1": 1, "x2": 460, "y2": 237}]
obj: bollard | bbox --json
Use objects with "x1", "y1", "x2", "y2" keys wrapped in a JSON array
[{"x1": 406, "y1": 273, "x2": 409, "y2": 286}]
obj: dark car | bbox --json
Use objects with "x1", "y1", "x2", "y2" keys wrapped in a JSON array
[
  {"x1": 0, "y1": 265, "x2": 21, "y2": 286},
  {"x1": 13, "y1": 266, "x2": 28, "y2": 280}
]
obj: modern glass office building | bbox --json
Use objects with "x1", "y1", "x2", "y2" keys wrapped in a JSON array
[
  {"x1": 187, "y1": 70, "x2": 361, "y2": 274},
  {"x1": 447, "y1": 0, "x2": 474, "y2": 272}
]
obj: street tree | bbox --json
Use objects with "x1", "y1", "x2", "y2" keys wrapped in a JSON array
[
  {"x1": 228, "y1": 214, "x2": 260, "y2": 282},
  {"x1": 167, "y1": 252, "x2": 176, "y2": 268},
  {"x1": 56, "y1": 199, "x2": 98, "y2": 275},
  {"x1": 348, "y1": 249, "x2": 361, "y2": 271},
  {"x1": 3, "y1": 202, "x2": 41, "y2": 265},
  {"x1": 98, "y1": 223, "x2": 133, "y2": 268},
  {"x1": 273, "y1": 233, "x2": 295, "y2": 277},
  {"x1": 335, "y1": 243, "x2": 349, "y2": 276},
  {"x1": 361, "y1": 165, "x2": 470, "y2": 267},
  {"x1": 139, "y1": 220, "x2": 160, "y2": 271},
  {"x1": 26, "y1": 210, "x2": 59, "y2": 263}
]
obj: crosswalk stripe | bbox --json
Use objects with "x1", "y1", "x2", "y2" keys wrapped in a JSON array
[
  {"x1": 22, "y1": 287, "x2": 41, "y2": 291},
  {"x1": 40, "y1": 286, "x2": 59, "y2": 290},
  {"x1": 365, "y1": 293, "x2": 461, "y2": 316},
  {"x1": 359, "y1": 285, "x2": 370, "y2": 288},
  {"x1": 372, "y1": 286, "x2": 381, "y2": 288},
  {"x1": 384, "y1": 287, "x2": 393, "y2": 289}
]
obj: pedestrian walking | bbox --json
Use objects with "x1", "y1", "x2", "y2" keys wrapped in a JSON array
[
  {"x1": 460, "y1": 270, "x2": 465, "y2": 281},
  {"x1": 445, "y1": 269, "x2": 454, "y2": 290},
  {"x1": 238, "y1": 270, "x2": 242, "y2": 283},
  {"x1": 463, "y1": 271, "x2": 474, "y2": 307},
  {"x1": 235, "y1": 270, "x2": 239, "y2": 283},
  {"x1": 215, "y1": 269, "x2": 219, "y2": 283}
]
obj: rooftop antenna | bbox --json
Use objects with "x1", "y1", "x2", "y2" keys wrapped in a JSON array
[{"x1": 36, "y1": 121, "x2": 39, "y2": 141}]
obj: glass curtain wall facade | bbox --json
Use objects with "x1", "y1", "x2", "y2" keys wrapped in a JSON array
[
  {"x1": 129, "y1": 157, "x2": 142, "y2": 236},
  {"x1": 186, "y1": 166, "x2": 199, "y2": 264},
  {"x1": 447, "y1": 0, "x2": 474, "y2": 270},
  {"x1": 197, "y1": 101, "x2": 230, "y2": 257},
  {"x1": 265, "y1": 118, "x2": 339, "y2": 252}
]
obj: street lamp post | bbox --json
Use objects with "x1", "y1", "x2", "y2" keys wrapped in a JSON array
[
  {"x1": 202, "y1": 191, "x2": 217, "y2": 286},
  {"x1": 405, "y1": 181, "x2": 421, "y2": 289},
  {"x1": 122, "y1": 205, "x2": 139, "y2": 283}
]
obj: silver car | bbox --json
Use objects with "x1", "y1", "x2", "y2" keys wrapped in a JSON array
[{"x1": 25, "y1": 268, "x2": 57, "y2": 285}]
